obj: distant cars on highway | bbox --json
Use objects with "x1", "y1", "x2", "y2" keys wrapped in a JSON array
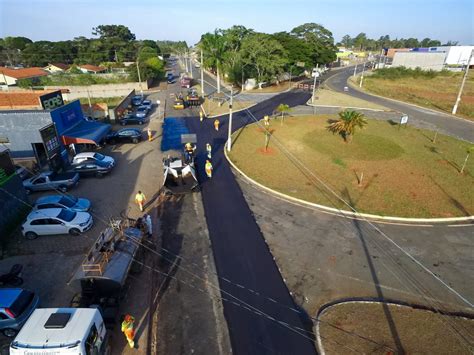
[{"x1": 106, "y1": 128, "x2": 143, "y2": 144}]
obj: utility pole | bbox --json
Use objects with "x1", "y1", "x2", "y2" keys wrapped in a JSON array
[
  {"x1": 359, "y1": 62, "x2": 365, "y2": 87},
  {"x1": 188, "y1": 52, "x2": 193, "y2": 78},
  {"x1": 452, "y1": 49, "x2": 473, "y2": 115},
  {"x1": 311, "y1": 64, "x2": 318, "y2": 104},
  {"x1": 136, "y1": 60, "x2": 143, "y2": 96},
  {"x1": 200, "y1": 49, "x2": 204, "y2": 96},
  {"x1": 227, "y1": 87, "x2": 234, "y2": 152},
  {"x1": 353, "y1": 63, "x2": 358, "y2": 77}
]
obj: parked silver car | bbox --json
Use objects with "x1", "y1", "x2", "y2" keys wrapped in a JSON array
[
  {"x1": 34, "y1": 195, "x2": 91, "y2": 212},
  {"x1": 72, "y1": 152, "x2": 115, "y2": 167}
]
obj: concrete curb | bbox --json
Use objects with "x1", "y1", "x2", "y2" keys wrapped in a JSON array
[
  {"x1": 346, "y1": 74, "x2": 474, "y2": 125},
  {"x1": 314, "y1": 298, "x2": 474, "y2": 354},
  {"x1": 305, "y1": 100, "x2": 388, "y2": 112},
  {"x1": 224, "y1": 142, "x2": 474, "y2": 224}
]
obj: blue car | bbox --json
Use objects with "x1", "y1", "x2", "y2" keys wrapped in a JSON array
[
  {"x1": 0, "y1": 288, "x2": 39, "y2": 337},
  {"x1": 131, "y1": 95, "x2": 143, "y2": 106},
  {"x1": 120, "y1": 113, "x2": 148, "y2": 125},
  {"x1": 34, "y1": 195, "x2": 91, "y2": 212}
]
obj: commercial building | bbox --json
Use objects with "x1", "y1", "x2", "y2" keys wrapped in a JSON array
[
  {"x1": 389, "y1": 46, "x2": 474, "y2": 70},
  {"x1": 0, "y1": 99, "x2": 111, "y2": 168},
  {"x1": 392, "y1": 52, "x2": 447, "y2": 71}
]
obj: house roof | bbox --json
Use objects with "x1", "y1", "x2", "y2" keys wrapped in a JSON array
[
  {"x1": 0, "y1": 67, "x2": 49, "y2": 79},
  {"x1": 48, "y1": 63, "x2": 70, "y2": 70},
  {"x1": 78, "y1": 64, "x2": 106, "y2": 72},
  {"x1": 0, "y1": 90, "x2": 68, "y2": 110}
]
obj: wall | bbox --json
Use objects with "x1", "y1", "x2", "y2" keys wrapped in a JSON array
[
  {"x1": 45, "y1": 81, "x2": 150, "y2": 100},
  {"x1": 0, "y1": 173, "x2": 30, "y2": 240},
  {"x1": 0, "y1": 110, "x2": 52, "y2": 158},
  {"x1": 392, "y1": 52, "x2": 447, "y2": 71},
  {"x1": 109, "y1": 89, "x2": 135, "y2": 122}
]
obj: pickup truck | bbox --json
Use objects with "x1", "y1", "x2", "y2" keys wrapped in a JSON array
[{"x1": 23, "y1": 171, "x2": 79, "y2": 194}]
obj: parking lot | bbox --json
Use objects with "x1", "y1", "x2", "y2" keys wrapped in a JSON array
[{"x1": 0, "y1": 94, "x2": 165, "y2": 349}]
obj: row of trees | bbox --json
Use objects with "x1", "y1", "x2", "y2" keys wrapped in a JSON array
[
  {"x1": 0, "y1": 25, "x2": 183, "y2": 81},
  {"x1": 198, "y1": 23, "x2": 338, "y2": 91},
  {"x1": 337, "y1": 33, "x2": 455, "y2": 51}
]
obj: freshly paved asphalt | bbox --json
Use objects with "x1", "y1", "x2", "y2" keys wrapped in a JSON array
[
  {"x1": 326, "y1": 66, "x2": 474, "y2": 143},
  {"x1": 185, "y1": 90, "x2": 316, "y2": 355}
]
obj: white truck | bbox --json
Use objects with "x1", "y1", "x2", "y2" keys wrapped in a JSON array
[{"x1": 10, "y1": 308, "x2": 110, "y2": 355}]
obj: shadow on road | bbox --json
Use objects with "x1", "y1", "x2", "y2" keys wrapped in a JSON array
[{"x1": 343, "y1": 188, "x2": 406, "y2": 354}]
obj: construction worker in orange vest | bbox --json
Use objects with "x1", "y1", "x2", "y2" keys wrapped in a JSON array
[
  {"x1": 214, "y1": 118, "x2": 220, "y2": 131},
  {"x1": 121, "y1": 314, "x2": 135, "y2": 348},
  {"x1": 199, "y1": 110, "x2": 204, "y2": 122},
  {"x1": 135, "y1": 190, "x2": 146, "y2": 212},
  {"x1": 147, "y1": 128, "x2": 153, "y2": 142},
  {"x1": 205, "y1": 160, "x2": 213, "y2": 178}
]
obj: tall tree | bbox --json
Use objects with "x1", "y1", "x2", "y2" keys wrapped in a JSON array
[
  {"x1": 341, "y1": 35, "x2": 353, "y2": 48},
  {"x1": 240, "y1": 33, "x2": 288, "y2": 83},
  {"x1": 199, "y1": 31, "x2": 227, "y2": 93},
  {"x1": 290, "y1": 23, "x2": 337, "y2": 65}
]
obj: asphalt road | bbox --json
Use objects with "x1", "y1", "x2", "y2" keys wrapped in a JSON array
[
  {"x1": 326, "y1": 66, "x2": 474, "y2": 143},
  {"x1": 186, "y1": 90, "x2": 316, "y2": 355}
]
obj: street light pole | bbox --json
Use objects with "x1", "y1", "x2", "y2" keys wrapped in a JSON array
[
  {"x1": 227, "y1": 87, "x2": 234, "y2": 152},
  {"x1": 311, "y1": 64, "x2": 318, "y2": 104},
  {"x1": 200, "y1": 49, "x2": 204, "y2": 96},
  {"x1": 452, "y1": 49, "x2": 473, "y2": 115},
  {"x1": 136, "y1": 59, "x2": 143, "y2": 96},
  {"x1": 359, "y1": 62, "x2": 365, "y2": 87}
]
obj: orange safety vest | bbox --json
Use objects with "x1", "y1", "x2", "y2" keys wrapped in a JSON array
[
  {"x1": 205, "y1": 162, "x2": 213, "y2": 176},
  {"x1": 135, "y1": 193, "x2": 146, "y2": 203}
]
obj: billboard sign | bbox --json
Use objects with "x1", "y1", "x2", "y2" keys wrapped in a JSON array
[
  {"x1": 39, "y1": 123, "x2": 61, "y2": 159},
  {"x1": 50, "y1": 100, "x2": 83, "y2": 134},
  {"x1": 39, "y1": 90, "x2": 64, "y2": 110}
]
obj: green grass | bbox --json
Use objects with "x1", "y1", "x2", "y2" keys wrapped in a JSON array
[
  {"x1": 313, "y1": 88, "x2": 388, "y2": 110},
  {"x1": 358, "y1": 70, "x2": 474, "y2": 120},
  {"x1": 18, "y1": 73, "x2": 132, "y2": 87},
  {"x1": 228, "y1": 115, "x2": 474, "y2": 218}
]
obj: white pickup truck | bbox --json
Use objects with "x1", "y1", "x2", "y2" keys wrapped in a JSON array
[{"x1": 10, "y1": 308, "x2": 110, "y2": 355}]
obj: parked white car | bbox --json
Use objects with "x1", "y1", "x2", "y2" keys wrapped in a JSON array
[
  {"x1": 21, "y1": 208, "x2": 93, "y2": 239},
  {"x1": 72, "y1": 152, "x2": 115, "y2": 167}
]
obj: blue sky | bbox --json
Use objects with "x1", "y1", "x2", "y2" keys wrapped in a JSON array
[{"x1": 1, "y1": 0, "x2": 473, "y2": 45}]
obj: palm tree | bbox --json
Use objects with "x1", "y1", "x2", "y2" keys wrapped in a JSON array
[
  {"x1": 276, "y1": 103, "x2": 291, "y2": 125},
  {"x1": 199, "y1": 31, "x2": 226, "y2": 93},
  {"x1": 327, "y1": 110, "x2": 368, "y2": 143}
]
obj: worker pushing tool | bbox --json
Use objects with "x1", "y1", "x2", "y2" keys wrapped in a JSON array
[
  {"x1": 214, "y1": 118, "x2": 220, "y2": 131},
  {"x1": 121, "y1": 314, "x2": 135, "y2": 348}
]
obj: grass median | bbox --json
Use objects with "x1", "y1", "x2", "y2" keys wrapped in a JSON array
[
  {"x1": 228, "y1": 115, "x2": 473, "y2": 218},
  {"x1": 312, "y1": 88, "x2": 388, "y2": 110},
  {"x1": 203, "y1": 98, "x2": 255, "y2": 117}
]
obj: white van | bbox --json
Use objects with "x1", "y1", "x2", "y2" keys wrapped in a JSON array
[{"x1": 10, "y1": 308, "x2": 109, "y2": 355}]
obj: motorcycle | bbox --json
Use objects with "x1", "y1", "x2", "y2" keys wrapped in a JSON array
[{"x1": 0, "y1": 264, "x2": 23, "y2": 286}]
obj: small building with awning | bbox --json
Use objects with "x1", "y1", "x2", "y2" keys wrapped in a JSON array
[{"x1": 50, "y1": 100, "x2": 111, "y2": 146}]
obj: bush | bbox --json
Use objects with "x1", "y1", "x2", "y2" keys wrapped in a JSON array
[
  {"x1": 18, "y1": 72, "x2": 132, "y2": 87},
  {"x1": 371, "y1": 67, "x2": 452, "y2": 80}
]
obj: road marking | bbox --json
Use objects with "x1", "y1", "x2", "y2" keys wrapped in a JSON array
[{"x1": 447, "y1": 224, "x2": 474, "y2": 227}]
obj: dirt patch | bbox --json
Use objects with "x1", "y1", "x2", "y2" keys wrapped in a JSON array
[
  {"x1": 256, "y1": 147, "x2": 277, "y2": 155},
  {"x1": 318, "y1": 302, "x2": 474, "y2": 354}
]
